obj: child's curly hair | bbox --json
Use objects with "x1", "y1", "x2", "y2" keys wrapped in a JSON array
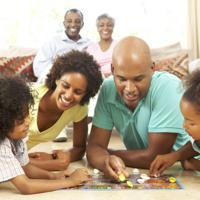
[
  {"x1": 183, "y1": 69, "x2": 200, "y2": 111},
  {"x1": 0, "y1": 76, "x2": 34, "y2": 141},
  {"x1": 46, "y1": 50, "x2": 103, "y2": 105}
]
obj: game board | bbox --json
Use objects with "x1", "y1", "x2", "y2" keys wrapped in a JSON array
[{"x1": 72, "y1": 173, "x2": 183, "y2": 190}]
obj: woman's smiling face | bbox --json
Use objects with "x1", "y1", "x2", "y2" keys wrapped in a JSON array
[{"x1": 54, "y1": 72, "x2": 88, "y2": 111}]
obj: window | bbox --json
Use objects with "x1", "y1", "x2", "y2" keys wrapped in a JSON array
[{"x1": 0, "y1": 0, "x2": 187, "y2": 49}]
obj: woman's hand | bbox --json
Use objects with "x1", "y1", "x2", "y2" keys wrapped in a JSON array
[
  {"x1": 52, "y1": 150, "x2": 71, "y2": 168},
  {"x1": 29, "y1": 152, "x2": 52, "y2": 160}
]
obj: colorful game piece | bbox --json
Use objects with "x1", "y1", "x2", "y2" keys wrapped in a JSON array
[
  {"x1": 93, "y1": 168, "x2": 100, "y2": 174},
  {"x1": 137, "y1": 178, "x2": 145, "y2": 184},
  {"x1": 92, "y1": 168, "x2": 100, "y2": 183},
  {"x1": 93, "y1": 185, "x2": 112, "y2": 189},
  {"x1": 151, "y1": 173, "x2": 159, "y2": 178},
  {"x1": 132, "y1": 168, "x2": 140, "y2": 174},
  {"x1": 119, "y1": 173, "x2": 126, "y2": 182},
  {"x1": 126, "y1": 180, "x2": 134, "y2": 188},
  {"x1": 140, "y1": 173, "x2": 150, "y2": 180},
  {"x1": 169, "y1": 177, "x2": 176, "y2": 183}
]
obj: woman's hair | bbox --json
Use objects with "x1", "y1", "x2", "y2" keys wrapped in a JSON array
[
  {"x1": 183, "y1": 69, "x2": 200, "y2": 111},
  {"x1": 46, "y1": 50, "x2": 103, "y2": 105},
  {"x1": 96, "y1": 13, "x2": 115, "y2": 27},
  {"x1": 0, "y1": 76, "x2": 34, "y2": 141}
]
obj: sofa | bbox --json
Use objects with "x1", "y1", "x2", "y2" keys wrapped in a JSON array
[
  {"x1": 0, "y1": 43, "x2": 190, "y2": 82},
  {"x1": 0, "y1": 47, "x2": 37, "y2": 82},
  {"x1": 151, "y1": 42, "x2": 189, "y2": 79}
]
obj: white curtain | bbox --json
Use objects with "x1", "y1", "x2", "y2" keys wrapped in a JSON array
[{"x1": 188, "y1": 0, "x2": 200, "y2": 59}]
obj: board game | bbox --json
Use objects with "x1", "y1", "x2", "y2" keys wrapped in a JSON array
[{"x1": 72, "y1": 173, "x2": 183, "y2": 190}]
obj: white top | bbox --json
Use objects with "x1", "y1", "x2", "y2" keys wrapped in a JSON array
[
  {"x1": 33, "y1": 32, "x2": 91, "y2": 83},
  {"x1": 0, "y1": 138, "x2": 29, "y2": 182}
]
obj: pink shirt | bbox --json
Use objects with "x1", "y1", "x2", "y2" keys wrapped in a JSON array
[{"x1": 86, "y1": 40, "x2": 117, "y2": 76}]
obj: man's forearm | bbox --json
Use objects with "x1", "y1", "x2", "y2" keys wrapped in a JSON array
[
  {"x1": 109, "y1": 148, "x2": 155, "y2": 169},
  {"x1": 109, "y1": 142, "x2": 198, "y2": 168},
  {"x1": 86, "y1": 145, "x2": 110, "y2": 171}
]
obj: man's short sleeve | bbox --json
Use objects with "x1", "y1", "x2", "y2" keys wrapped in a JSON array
[
  {"x1": 92, "y1": 82, "x2": 114, "y2": 130},
  {"x1": 148, "y1": 75, "x2": 184, "y2": 133}
]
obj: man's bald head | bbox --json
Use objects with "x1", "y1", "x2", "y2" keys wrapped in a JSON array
[
  {"x1": 112, "y1": 36, "x2": 152, "y2": 70},
  {"x1": 111, "y1": 36, "x2": 154, "y2": 111}
]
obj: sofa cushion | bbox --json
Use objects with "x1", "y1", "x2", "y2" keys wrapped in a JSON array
[
  {"x1": 0, "y1": 55, "x2": 37, "y2": 82},
  {"x1": 151, "y1": 43, "x2": 189, "y2": 79}
]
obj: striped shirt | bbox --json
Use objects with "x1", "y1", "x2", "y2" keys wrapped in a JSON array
[
  {"x1": 191, "y1": 138, "x2": 200, "y2": 154},
  {"x1": 0, "y1": 138, "x2": 29, "y2": 182}
]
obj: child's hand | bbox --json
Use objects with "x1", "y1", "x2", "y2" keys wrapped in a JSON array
[
  {"x1": 29, "y1": 152, "x2": 52, "y2": 160},
  {"x1": 53, "y1": 170, "x2": 70, "y2": 180},
  {"x1": 68, "y1": 168, "x2": 90, "y2": 187},
  {"x1": 149, "y1": 153, "x2": 178, "y2": 177},
  {"x1": 181, "y1": 159, "x2": 194, "y2": 170},
  {"x1": 103, "y1": 155, "x2": 129, "y2": 181},
  {"x1": 181, "y1": 158, "x2": 200, "y2": 171}
]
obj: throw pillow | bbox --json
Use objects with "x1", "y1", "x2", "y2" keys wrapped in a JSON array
[
  {"x1": 0, "y1": 55, "x2": 37, "y2": 82},
  {"x1": 151, "y1": 43, "x2": 189, "y2": 79}
]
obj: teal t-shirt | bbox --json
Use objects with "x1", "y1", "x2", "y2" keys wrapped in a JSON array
[{"x1": 93, "y1": 71, "x2": 190, "y2": 151}]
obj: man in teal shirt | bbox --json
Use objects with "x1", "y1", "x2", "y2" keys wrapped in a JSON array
[{"x1": 87, "y1": 36, "x2": 190, "y2": 181}]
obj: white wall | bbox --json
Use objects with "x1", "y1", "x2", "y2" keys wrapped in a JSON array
[{"x1": 0, "y1": 0, "x2": 187, "y2": 49}]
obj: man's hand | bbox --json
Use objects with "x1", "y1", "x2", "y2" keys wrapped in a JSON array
[
  {"x1": 103, "y1": 155, "x2": 129, "y2": 181},
  {"x1": 149, "y1": 153, "x2": 178, "y2": 177}
]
